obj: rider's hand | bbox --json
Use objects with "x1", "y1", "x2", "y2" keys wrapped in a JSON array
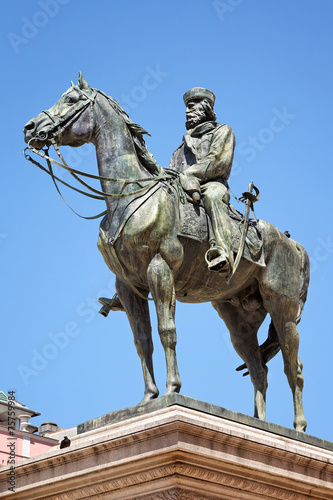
[{"x1": 179, "y1": 172, "x2": 201, "y2": 201}]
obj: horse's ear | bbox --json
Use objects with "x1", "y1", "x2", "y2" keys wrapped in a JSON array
[{"x1": 78, "y1": 71, "x2": 90, "y2": 90}]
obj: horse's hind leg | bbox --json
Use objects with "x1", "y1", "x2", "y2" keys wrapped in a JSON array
[
  {"x1": 147, "y1": 254, "x2": 181, "y2": 395},
  {"x1": 259, "y1": 236, "x2": 308, "y2": 431},
  {"x1": 212, "y1": 298, "x2": 268, "y2": 421},
  {"x1": 282, "y1": 322, "x2": 306, "y2": 432},
  {"x1": 116, "y1": 277, "x2": 159, "y2": 405},
  {"x1": 264, "y1": 297, "x2": 306, "y2": 432}
]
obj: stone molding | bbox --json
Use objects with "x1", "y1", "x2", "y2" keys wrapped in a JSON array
[
  {"x1": 2, "y1": 462, "x2": 321, "y2": 500},
  {"x1": 0, "y1": 405, "x2": 332, "y2": 499},
  {"x1": 76, "y1": 394, "x2": 333, "y2": 453}
]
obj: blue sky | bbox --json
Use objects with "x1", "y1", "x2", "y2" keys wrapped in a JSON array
[{"x1": 1, "y1": 0, "x2": 333, "y2": 442}]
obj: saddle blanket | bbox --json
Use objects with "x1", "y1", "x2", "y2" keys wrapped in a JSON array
[{"x1": 178, "y1": 199, "x2": 265, "y2": 267}]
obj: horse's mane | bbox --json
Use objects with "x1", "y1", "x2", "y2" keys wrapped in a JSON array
[{"x1": 95, "y1": 89, "x2": 160, "y2": 175}]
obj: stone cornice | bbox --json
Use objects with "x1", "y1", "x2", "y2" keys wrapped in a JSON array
[
  {"x1": 0, "y1": 405, "x2": 332, "y2": 499},
  {"x1": 1, "y1": 459, "x2": 331, "y2": 500},
  {"x1": 77, "y1": 394, "x2": 333, "y2": 453},
  {"x1": 4, "y1": 410, "x2": 332, "y2": 483}
]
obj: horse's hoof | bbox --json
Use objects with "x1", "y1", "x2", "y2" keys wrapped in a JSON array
[
  {"x1": 294, "y1": 419, "x2": 307, "y2": 432},
  {"x1": 164, "y1": 382, "x2": 181, "y2": 396},
  {"x1": 138, "y1": 392, "x2": 159, "y2": 406}
]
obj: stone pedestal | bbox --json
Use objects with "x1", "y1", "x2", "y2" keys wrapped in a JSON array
[{"x1": 0, "y1": 395, "x2": 332, "y2": 499}]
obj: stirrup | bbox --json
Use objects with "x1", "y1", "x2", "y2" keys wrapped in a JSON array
[
  {"x1": 98, "y1": 294, "x2": 125, "y2": 316},
  {"x1": 205, "y1": 246, "x2": 230, "y2": 273}
]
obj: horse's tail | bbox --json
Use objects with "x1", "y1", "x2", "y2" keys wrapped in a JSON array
[
  {"x1": 236, "y1": 321, "x2": 280, "y2": 376},
  {"x1": 295, "y1": 240, "x2": 310, "y2": 325},
  {"x1": 236, "y1": 238, "x2": 310, "y2": 376}
]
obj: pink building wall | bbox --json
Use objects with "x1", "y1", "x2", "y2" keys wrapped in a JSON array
[{"x1": 0, "y1": 428, "x2": 58, "y2": 465}]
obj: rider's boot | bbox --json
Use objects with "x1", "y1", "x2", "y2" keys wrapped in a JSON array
[
  {"x1": 204, "y1": 202, "x2": 234, "y2": 274},
  {"x1": 201, "y1": 183, "x2": 234, "y2": 274}
]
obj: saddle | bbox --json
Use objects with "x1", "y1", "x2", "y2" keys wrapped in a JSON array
[
  {"x1": 102, "y1": 178, "x2": 265, "y2": 268},
  {"x1": 178, "y1": 197, "x2": 265, "y2": 267}
]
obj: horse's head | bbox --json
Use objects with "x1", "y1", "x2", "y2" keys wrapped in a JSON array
[{"x1": 23, "y1": 72, "x2": 96, "y2": 150}]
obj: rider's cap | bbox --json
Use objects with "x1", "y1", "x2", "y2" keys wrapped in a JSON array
[{"x1": 183, "y1": 87, "x2": 216, "y2": 107}]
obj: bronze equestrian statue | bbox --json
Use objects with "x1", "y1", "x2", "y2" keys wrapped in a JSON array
[{"x1": 23, "y1": 73, "x2": 309, "y2": 432}]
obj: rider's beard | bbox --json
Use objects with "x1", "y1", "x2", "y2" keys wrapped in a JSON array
[{"x1": 185, "y1": 108, "x2": 207, "y2": 130}]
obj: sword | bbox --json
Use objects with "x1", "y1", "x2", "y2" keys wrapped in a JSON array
[{"x1": 229, "y1": 181, "x2": 260, "y2": 281}]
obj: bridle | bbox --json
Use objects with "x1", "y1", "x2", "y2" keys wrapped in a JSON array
[
  {"x1": 24, "y1": 88, "x2": 174, "y2": 219},
  {"x1": 38, "y1": 88, "x2": 96, "y2": 145}
]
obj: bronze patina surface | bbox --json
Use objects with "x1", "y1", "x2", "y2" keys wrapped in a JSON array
[{"x1": 24, "y1": 74, "x2": 309, "y2": 432}]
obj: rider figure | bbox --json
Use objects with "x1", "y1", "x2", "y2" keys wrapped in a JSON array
[{"x1": 169, "y1": 87, "x2": 236, "y2": 273}]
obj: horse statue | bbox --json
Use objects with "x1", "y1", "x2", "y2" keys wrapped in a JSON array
[{"x1": 23, "y1": 73, "x2": 309, "y2": 432}]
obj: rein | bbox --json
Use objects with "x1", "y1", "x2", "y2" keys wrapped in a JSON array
[{"x1": 24, "y1": 91, "x2": 174, "y2": 219}]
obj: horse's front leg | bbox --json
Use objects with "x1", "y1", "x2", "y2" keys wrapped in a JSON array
[
  {"x1": 147, "y1": 254, "x2": 181, "y2": 395},
  {"x1": 116, "y1": 277, "x2": 159, "y2": 405}
]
